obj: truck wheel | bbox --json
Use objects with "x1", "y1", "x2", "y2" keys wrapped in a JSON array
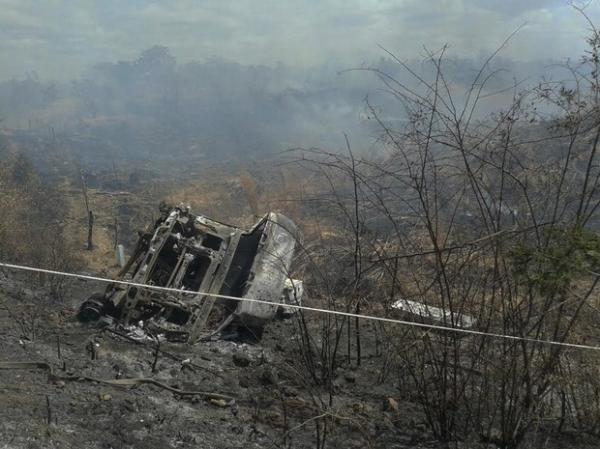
[{"x1": 78, "y1": 293, "x2": 106, "y2": 322}]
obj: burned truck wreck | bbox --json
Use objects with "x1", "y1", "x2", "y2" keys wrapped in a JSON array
[{"x1": 78, "y1": 204, "x2": 301, "y2": 342}]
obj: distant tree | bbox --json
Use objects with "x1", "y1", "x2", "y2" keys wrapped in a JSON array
[{"x1": 136, "y1": 45, "x2": 176, "y2": 72}]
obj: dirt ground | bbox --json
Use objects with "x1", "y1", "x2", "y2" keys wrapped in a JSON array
[{"x1": 0, "y1": 274, "x2": 598, "y2": 449}]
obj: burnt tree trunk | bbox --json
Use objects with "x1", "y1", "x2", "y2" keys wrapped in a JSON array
[{"x1": 87, "y1": 210, "x2": 94, "y2": 250}]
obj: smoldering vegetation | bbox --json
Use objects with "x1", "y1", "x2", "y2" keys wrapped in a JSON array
[
  {"x1": 0, "y1": 45, "x2": 555, "y2": 166},
  {"x1": 3, "y1": 11, "x2": 600, "y2": 449}
]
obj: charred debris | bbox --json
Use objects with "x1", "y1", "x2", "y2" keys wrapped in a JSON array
[{"x1": 78, "y1": 203, "x2": 303, "y2": 343}]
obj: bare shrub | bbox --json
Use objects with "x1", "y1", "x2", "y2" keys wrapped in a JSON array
[
  {"x1": 0, "y1": 152, "x2": 77, "y2": 301},
  {"x1": 288, "y1": 14, "x2": 600, "y2": 449}
]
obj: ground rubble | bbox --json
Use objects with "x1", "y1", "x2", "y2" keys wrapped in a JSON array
[
  {"x1": 0, "y1": 280, "x2": 443, "y2": 449},
  {"x1": 1, "y1": 279, "x2": 596, "y2": 449}
]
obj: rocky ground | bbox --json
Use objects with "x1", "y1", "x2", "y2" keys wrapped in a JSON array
[{"x1": 0, "y1": 273, "x2": 598, "y2": 449}]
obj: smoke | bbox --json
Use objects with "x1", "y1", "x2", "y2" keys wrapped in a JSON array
[{"x1": 0, "y1": 46, "x2": 567, "y2": 164}]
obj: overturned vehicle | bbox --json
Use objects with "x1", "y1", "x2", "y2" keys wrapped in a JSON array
[{"x1": 78, "y1": 204, "x2": 302, "y2": 342}]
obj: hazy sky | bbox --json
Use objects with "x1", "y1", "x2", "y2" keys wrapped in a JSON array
[{"x1": 0, "y1": 0, "x2": 598, "y2": 80}]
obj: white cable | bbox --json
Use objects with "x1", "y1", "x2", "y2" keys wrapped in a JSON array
[{"x1": 0, "y1": 261, "x2": 599, "y2": 352}]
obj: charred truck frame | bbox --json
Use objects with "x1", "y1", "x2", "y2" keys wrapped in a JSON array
[{"x1": 79, "y1": 204, "x2": 301, "y2": 342}]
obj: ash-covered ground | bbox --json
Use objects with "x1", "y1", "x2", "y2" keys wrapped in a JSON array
[
  {"x1": 0, "y1": 275, "x2": 433, "y2": 449},
  {"x1": 0, "y1": 275, "x2": 597, "y2": 449}
]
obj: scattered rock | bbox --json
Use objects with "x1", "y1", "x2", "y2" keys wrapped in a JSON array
[
  {"x1": 122, "y1": 399, "x2": 137, "y2": 412},
  {"x1": 232, "y1": 352, "x2": 251, "y2": 367},
  {"x1": 285, "y1": 398, "x2": 310, "y2": 410},
  {"x1": 351, "y1": 402, "x2": 370, "y2": 414},
  {"x1": 385, "y1": 397, "x2": 399, "y2": 412},
  {"x1": 259, "y1": 366, "x2": 278, "y2": 385},
  {"x1": 395, "y1": 434, "x2": 414, "y2": 445},
  {"x1": 267, "y1": 412, "x2": 285, "y2": 427},
  {"x1": 413, "y1": 422, "x2": 427, "y2": 432},
  {"x1": 282, "y1": 386, "x2": 298, "y2": 397},
  {"x1": 344, "y1": 371, "x2": 356, "y2": 383}
]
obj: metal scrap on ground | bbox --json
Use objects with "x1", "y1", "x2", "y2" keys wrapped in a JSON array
[{"x1": 391, "y1": 298, "x2": 476, "y2": 332}]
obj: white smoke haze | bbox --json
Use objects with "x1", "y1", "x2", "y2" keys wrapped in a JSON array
[
  {"x1": 0, "y1": 0, "x2": 598, "y2": 162},
  {"x1": 0, "y1": 0, "x2": 596, "y2": 80}
]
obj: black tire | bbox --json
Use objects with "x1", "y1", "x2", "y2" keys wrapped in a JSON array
[{"x1": 77, "y1": 293, "x2": 106, "y2": 322}]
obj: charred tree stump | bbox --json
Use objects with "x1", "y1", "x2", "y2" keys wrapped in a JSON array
[{"x1": 87, "y1": 210, "x2": 94, "y2": 250}]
